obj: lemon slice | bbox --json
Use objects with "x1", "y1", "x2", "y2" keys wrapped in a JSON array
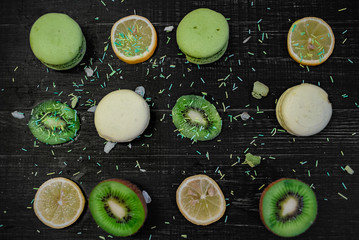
[
  {"x1": 34, "y1": 177, "x2": 85, "y2": 229},
  {"x1": 287, "y1": 17, "x2": 334, "y2": 66},
  {"x1": 176, "y1": 174, "x2": 226, "y2": 225},
  {"x1": 111, "y1": 15, "x2": 157, "y2": 64}
]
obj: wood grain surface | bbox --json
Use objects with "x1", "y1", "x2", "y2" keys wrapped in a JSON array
[{"x1": 1, "y1": 0, "x2": 358, "y2": 239}]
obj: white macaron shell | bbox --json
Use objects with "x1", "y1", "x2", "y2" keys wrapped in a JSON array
[
  {"x1": 95, "y1": 89, "x2": 150, "y2": 142},
  {"x1": 280, "y1": 83, "x2": 332, "y2": 136}
]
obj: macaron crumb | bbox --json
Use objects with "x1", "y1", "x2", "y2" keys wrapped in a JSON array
[
  {"x1": 240, "y1": 112, "x2": 251, "y2": 121},
  {"x1": 164, "y1": 26, "x2": 174, "y2": 32},
  {"x1": 243, "y1": 153, "x2": 261, "y2": 168},
  {"x1": 345, "y1": 165, "x2": 354, "y2": 175},
  {"x1": 252, "y1": 81, "x2": 269, "y2": 99}
]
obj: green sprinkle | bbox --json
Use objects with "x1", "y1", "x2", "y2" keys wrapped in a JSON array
[
  {"x1": 338, "y1": 8, "x2": 347, "y2": 11},
  {"x1": 341, "y1": 151, "x2": 344, "y2": 156},
  {"x1": 344, "y1": 165, "x2": 354, "y2": 174},
  {"x1": 342, "y1": 182, "x2": 347, "y2": 190},
  {"x1": 330, "y1": 75, "x2": 334, "y2": 83},
  {"x1": 248, "y1": 52, "x2": 254, "y2": 56},
  {"x1": 308, "y1": 170, "x2": 311, "y2": 177},
  {"x1": 292, "y1": 24, "x2": 297, "y2": 32},
  {"x1": 348, "y1": 59, "x2": 353, "y2": 63}
]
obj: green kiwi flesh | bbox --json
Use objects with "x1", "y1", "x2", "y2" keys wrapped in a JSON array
[
  {"x1": 28, "y1": 100, "x2": 80, "y2": 145},
  {"x1": 172, "y1": 95, "x2": 222, "y2": 141},
  {"x1": 259, "y1": 178, "x2": 317, "y2": 238},
  {"x1": 89, "y1": 179, "x2": 147, "y2": 237}
]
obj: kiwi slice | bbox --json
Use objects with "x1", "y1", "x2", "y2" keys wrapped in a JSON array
[
  {"x1": 172, "y1": 95, "x2": 222, "y2": 141},
  {"x1": 259, "y1": 178, "x2": 317, "y2": 238},
  {"x1": 28, "y1": 100, "x2": 80, "y2": 145},
  {"x1": 89, "y1": 179, "x2": 147, "y2": 237}
]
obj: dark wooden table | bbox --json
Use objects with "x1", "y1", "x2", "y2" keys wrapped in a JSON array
[{"x1": 1, "y1": 0, "x2": 358, "y2": 239}]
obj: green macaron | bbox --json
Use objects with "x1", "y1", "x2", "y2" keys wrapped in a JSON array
[
  {"x1": 30, "y1": 13, "x2": 86, "y2": 70},
  {"x1": 176, "y1": 8, "x2": 229, "y2": 64}
]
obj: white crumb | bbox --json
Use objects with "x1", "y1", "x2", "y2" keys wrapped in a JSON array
[
  {"x1": 87, "y1": 106, "x2": 97, "y2": 112},
  {"x1": 164, "y1": 26, "x2": 174, "y2": 32},
  {"x1": 11, "y1": 111, "x2": 25, "y2": 119},
  {"x1": 104, "y1": 142, "x2": 117, "y2": 153}
]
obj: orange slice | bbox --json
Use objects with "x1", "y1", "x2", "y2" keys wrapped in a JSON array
[
  {"x1": 176, "y1": 174, "x2": 226, "y2": 225},
  {"x1": 287, "y1": 17, "x2": 335, "y2": 66},
  {"x1": 111, "y1": 15, "x2": 157, "y2": 64},
  {"x1": 34, "y1": 177, "x2": 85, "y2": 229}
]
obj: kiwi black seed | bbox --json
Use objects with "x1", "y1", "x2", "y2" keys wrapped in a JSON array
[
  {"x1": 259, "y1": 178, "x2": 317, "y2": 238},
  {"x1": 89, "y1": 179, "x2": 147, "y2": 237},
  {"x1": 172, "y1": 95, "x2": 222, "y2": 141},
  {"x1": 28, "y1": 100, "x2": 80, "y2": 145}
]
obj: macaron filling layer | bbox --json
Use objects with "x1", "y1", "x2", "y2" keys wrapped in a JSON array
[
  {"x1": 30, "y1": 13, "x2": 86, "y2": 70},
  {"x1": 184, "y1": 40, "x2": 228, "y2": 64},
  {"x1": 276, "y1": 87, "x2": 295, "y2": 135}
]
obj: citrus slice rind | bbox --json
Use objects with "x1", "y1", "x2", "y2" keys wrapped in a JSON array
[
  {"x1": 34, "y1": 177, "x2": 85, "y2": 229},
  {"x1": 111, "y1": 15, "x2": 157, "y2": 64},
  {"x1": 176, "y1": 174, "x2": 226, "y2": 225},
  {"x1": 287, "y1": 17, "x2": 334, "y2": 66}
]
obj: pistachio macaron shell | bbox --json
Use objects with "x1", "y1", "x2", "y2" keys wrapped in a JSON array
[
  {"x1": 30, "y1": 13, "x2": 86, "y2": 70},
  {"x1": 276, "y1": 83, "x2": 332, "y2": 136},
  {"x1": 176, "y1": 8, "x2": 229, "y2": 64},
  {"x1": 94, "y1": 90, "x2": 150, "y2": 143}
]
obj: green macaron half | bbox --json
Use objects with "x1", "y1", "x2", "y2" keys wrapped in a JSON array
[
  {"x1": 176, "y1": 8, "x2": 229, "y2": 64},
  {"x1": 30, "y1": 13, "x2": 86, "y2": 70}
]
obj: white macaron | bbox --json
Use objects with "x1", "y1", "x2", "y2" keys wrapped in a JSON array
[
  {"x1": 276, "y1": 83, "x2": 332, "y2": 136},
  {"x1": 95, "y1": 89, "x2": 150, "y2": 142}
]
